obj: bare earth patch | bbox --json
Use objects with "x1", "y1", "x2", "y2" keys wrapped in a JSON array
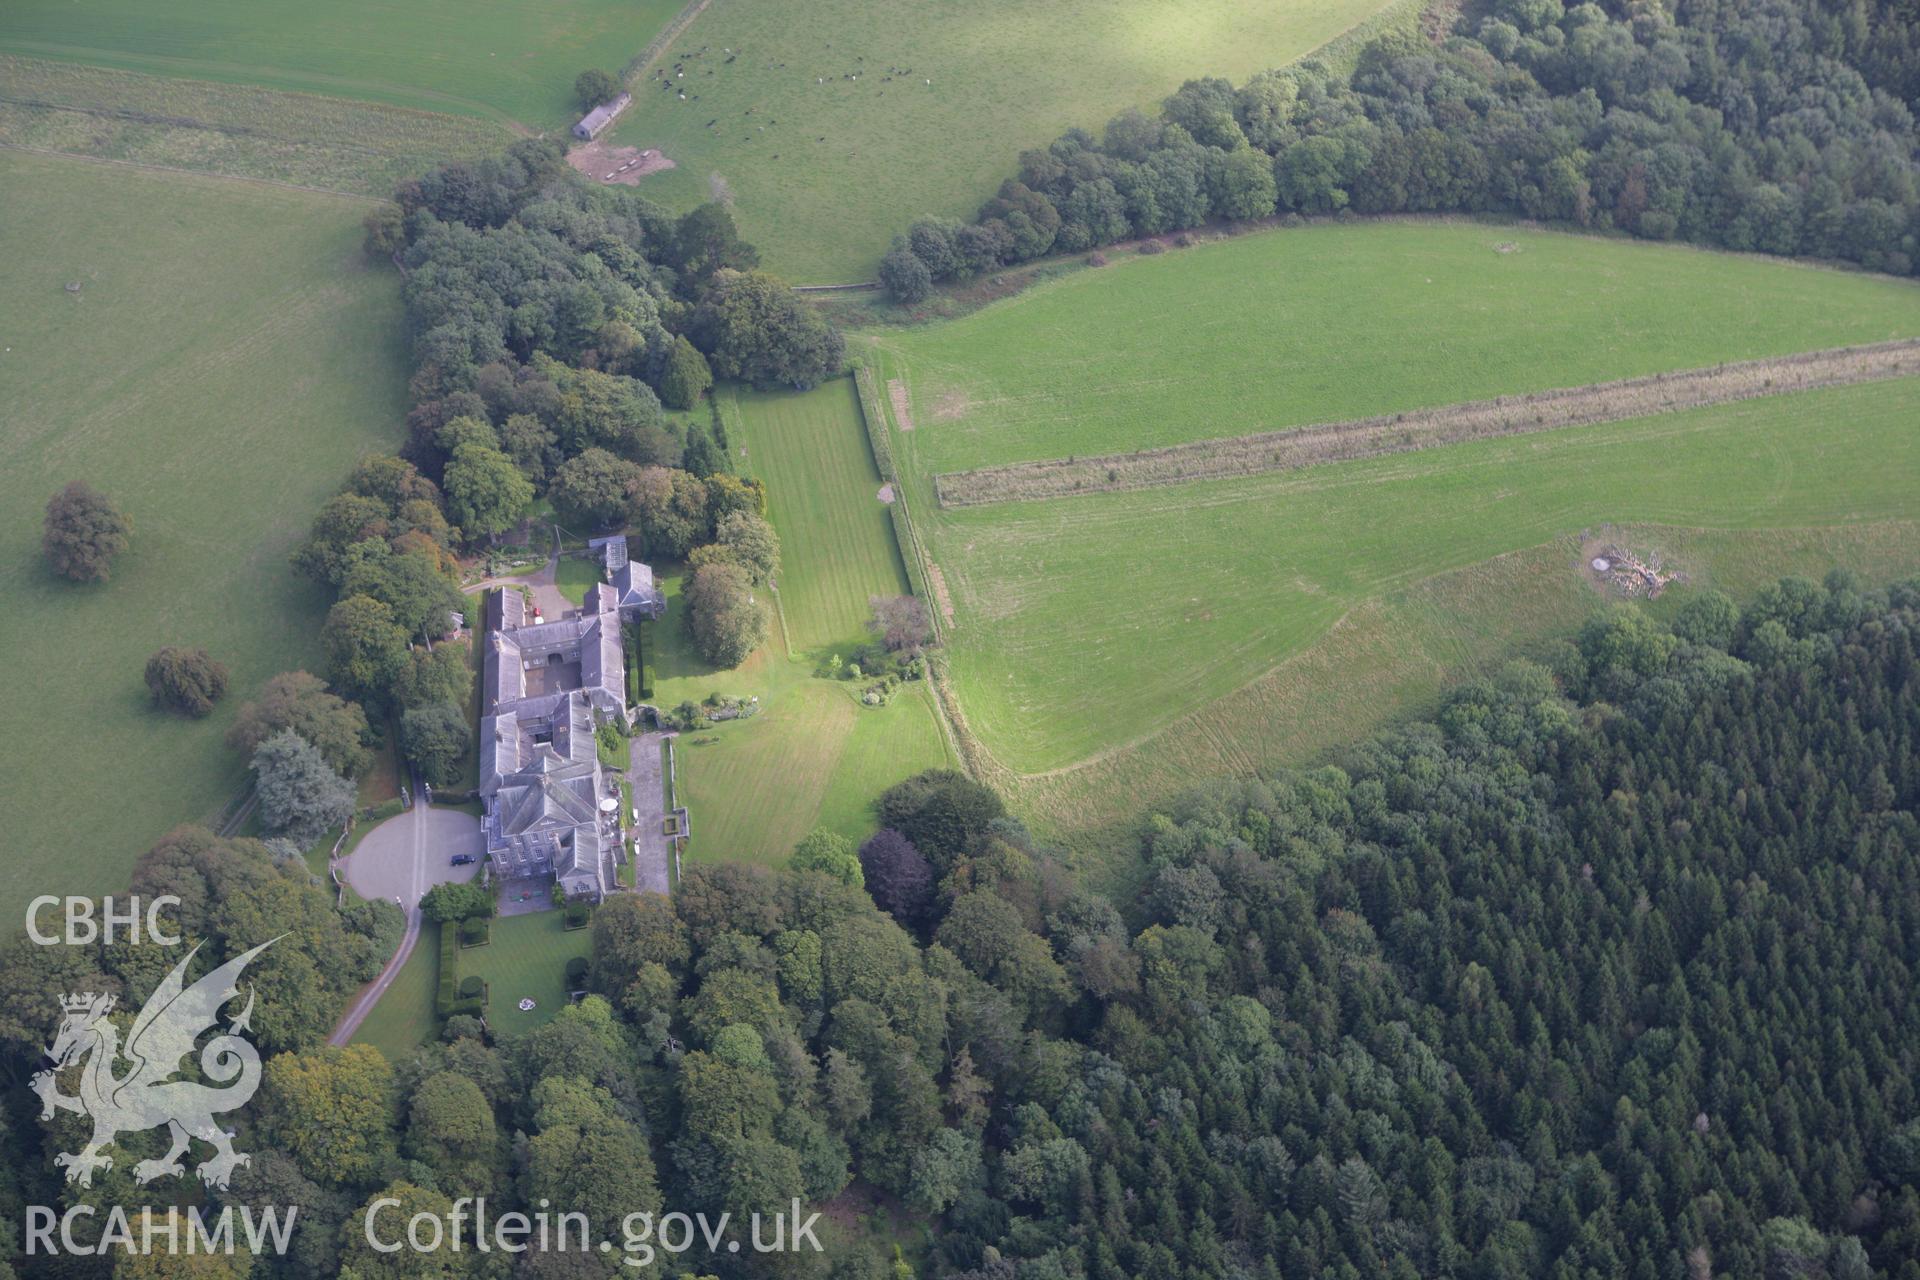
[
  {"x1": 1579, "y1": 531, "x2": 1681, "y2": 599},
  {"x1": 934, "y1": 338, "x2": 1920, "y2": 507},
  {"x1": 931, "y1": 388, "x2": 974, "y2": 422},
  {"x1": 927, "y1": 562, "x2": 956, "y2": 628},
  {"x1": 887, "y1": 378, "x2": 914, "y2": 430},
  {"x1": 566, "y1": 139, "x2": 674, "y2": 185}
]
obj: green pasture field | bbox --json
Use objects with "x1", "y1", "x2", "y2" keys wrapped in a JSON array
[
  {"x1": 872, "y1": 221, "x2": 1920, "y2": 473},
  {"x1": 913, "y1": 376, "x2": 1920, "y2": 784},
  {"x1": 611, "y1": 0, "x2": 1400, "y2": 281},
  {"x1": 1017, "y1": 516, "x2": 1920, "y2": 889},
  {"x1": 460, "y1": 911, "x2": 595, "y2": 1036},
  {"x1": 861, "y1": 221, "x2": 1920, "y2": 812},
  {"x1": 0, "y1": 55, "x2": 510, "y2": 196},
  {"x1": 0, "y1": 0, "x2": 683, "y2": 130},
  {"x1": 0, "y1": 150, "x2": 406, "y2": 924},
  {"x1": 721, "y1": 379, "x2": 912, "y2": 653}
]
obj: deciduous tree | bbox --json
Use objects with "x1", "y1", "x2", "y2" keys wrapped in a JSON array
[
  {"x1": 656, "y1": 335, "x2": 714, "y2": 410},
  {"x1": 442, "y1": 439, "x2": 533, "y2": 540},
  {"x1": 685, "y1": 561, "x2": 767, "y2": 667},
  {"x1": 549, "y1": 447, "x2": 641, "y2": 531},
  {"x1": 716, "y1": 511, "x2": 780, "y2": 584},
  {"x1": 321, "y1": 594, "x2": 410, "y2": 709},
  {"x1": 627, "y1": 466, "x2": 710, "y2": 559},
  {"x1": 406, "y1": 1071, "x2": 503, "y2": 1198},
  {"x1": 400, "y1": 701, "x2": 471, "y2": 786},
  {"x1": 858, "y1": 829, "x2": 934, "y2": 928},
  {"x1": 257, "y1": 1044, "x2": 396, "y2": 1188},
  {"x1": 228, "y1": 671, "x2": 371, "y2": 777},
  {"x1": 688, "y1": 269, "x2": 845, "y2": 390},
  {"x1": 869, "y1": 594, "x2": 933, "y2": 654},
  {"x1": 791, "y1": 829, "x2": 863, "y2": 887},
  {"x1": 43, "y1": 481, "x2": 132, "y2": 582},
  {"x1": 574, "y1": 68, "x2": 619, "y2": 110},
  {"x1": 144, "y1": 646, "x2": 228, "y2": 717},
  {"x1": 879, "y1": 246, "x2": 933, "y2": 303}
]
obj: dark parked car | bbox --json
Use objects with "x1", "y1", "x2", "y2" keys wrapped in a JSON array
[{"x1": 450, "y1": 854, "x2": 476, "y2": 866}]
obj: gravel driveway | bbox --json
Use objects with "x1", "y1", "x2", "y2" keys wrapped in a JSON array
[{"x1": 342, "y1": 805, "x2": 484, "y2": 908}]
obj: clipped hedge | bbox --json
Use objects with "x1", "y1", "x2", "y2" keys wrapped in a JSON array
[
  {"x1": 852, "y1": 365, "x2": 939, "y2": 626},
  {"x1": 624, "y1": 624, "x2": 643, "y2": 705},
  {"x1": 889, "y1": 505, "x2": 932, "y2": 605},
  {"x1": 361, "y1": 797, "x2": 405, "y2": 823},
  {"x1": 435, "y1": 923, "x2": 481, "y2": 1019},
  {"x1": 853, "y1": 365, "x2": 899, "y2": 480}
]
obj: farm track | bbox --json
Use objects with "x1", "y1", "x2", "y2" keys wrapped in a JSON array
[
  {"x1": 933, "y1": 338, "x2": 1920, "y2": 507},
  {"x1": 621, "y1": 0, "x2": 714, "y2": 87}
]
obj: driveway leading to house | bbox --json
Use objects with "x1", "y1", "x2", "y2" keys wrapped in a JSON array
[
  {"x1": 468, "y1": 526, "x2": 570, "y2": 621},
  {"x1": 342, "y1": 804, "x2": 483, "y2": 908},
  {"x1": 329, "y1": 804, "x2": 486, "y2": 1047},
  {"x1": 627, "y1": 733, "x2": 673, "y2": 895}
]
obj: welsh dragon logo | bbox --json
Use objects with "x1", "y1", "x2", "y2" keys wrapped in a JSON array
[{"x1": 31, "y1": 939, "x2": 276, "y2": 1189}]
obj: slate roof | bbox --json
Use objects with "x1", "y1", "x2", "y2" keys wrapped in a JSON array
[
  {"x1": 589, "y1": 534, "x2": 630, "y2": 572},
  {"x1": 612, "y1": 560, "x2": 666, "y2": 619},
  {"x1": 477, "y1": 586, "x2": 627, "y2": 897},
  {"x1": 481, "y1": 590, "x2": 624, "y2": 718},
  {"x1": 573, "y1": 92, "x2": 632, "y2": 140}
]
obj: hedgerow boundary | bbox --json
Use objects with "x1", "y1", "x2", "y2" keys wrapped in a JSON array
[
  {"x1": 620, "y1": 0, "x2": 713, "y2": 90},
  {"x1": 851, "y1": 363, "x2": 979, "y2": 776},
  {"x1": 854, "y1": 364, "x2": 942, "y2": 632},
  {"x1": 933, "y1": 338, "x2": 1920, "y2": 508}
]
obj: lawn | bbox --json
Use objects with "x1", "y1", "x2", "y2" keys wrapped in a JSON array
[
  {"x1": 460, "y1": 911, "x2": 595, "y2": 1036},
  {"x1": 672, "y1": 678, "x2": 954, "y2": 864},
  {"x1": 638, "y1": 374, "x2": 956, "y2": 865},
  {"x1": 0, "y1": 0, "x2": 685, "y2": 130},
  {"x1": 871, "y1": 221, "x2": 1920, "y2": 474},
  {"x1": 722, "y1": 378, "x2": 912, "y2": 653},
  {"x1": 0, "y1": 150, "x2": 406, "y2": 924},
  {"x1": 651, "y1": 571, "x2": 955, "y2": 868},
  {"x1": 352, "y1": 926, "x2": 439, "y2": 1064},
  {"x1": 554, "y1": 555, "x2": 604, "y2": 605},
  {"x1": 610, "y1": 0, "x2": 1404, "y2": 281}
]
